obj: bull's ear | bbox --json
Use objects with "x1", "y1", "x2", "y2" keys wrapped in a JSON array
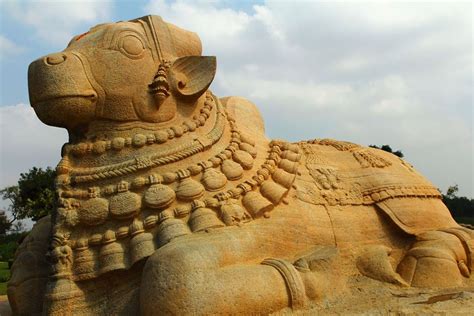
[{"x1": 169, "y1": 56, "x2": 216, "y2": 101}]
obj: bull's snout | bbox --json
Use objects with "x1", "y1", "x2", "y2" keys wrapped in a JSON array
[
  {"x1": 44, "y1": 53, "x2": 67, "y2": 66},
  {"x1": 28, "y1": 51, "x2": 98, "y2": 129}
]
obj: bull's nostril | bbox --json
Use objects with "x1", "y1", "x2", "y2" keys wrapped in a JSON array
[{"x1": 45, "y1": 54, "x2": 67, "y2": 65}]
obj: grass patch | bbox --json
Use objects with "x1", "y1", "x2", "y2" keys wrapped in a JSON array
[
  {"x1": 0, "y1": 261, "x2": 10, "y2": 295},
  {"x1": 0, "y1": 282, "x2": 6, "y2": 296}
]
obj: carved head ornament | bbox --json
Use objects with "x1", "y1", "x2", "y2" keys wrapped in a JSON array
[{"x1": 28, "y1": 15, "x2": 216, "y2": 132}]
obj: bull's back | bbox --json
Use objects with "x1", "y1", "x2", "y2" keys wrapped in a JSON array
[{"x1": 293, "y1": 139, "x2": 458, "y2": 247}]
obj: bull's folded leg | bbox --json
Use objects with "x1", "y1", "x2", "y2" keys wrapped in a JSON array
[
  {"x1": 141, "y1": 254, "x2": 296, "y2": 314},
  {"x1": 140, "y1": 236, "x2": 317, "y2": 315},
  {"x1": 397, "y1": 227, "x2": 473, "y2": 287}
]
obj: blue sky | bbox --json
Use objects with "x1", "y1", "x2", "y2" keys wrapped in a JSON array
[{"x1": 0, "y1": 0, "x2": 473, "y2": 202}]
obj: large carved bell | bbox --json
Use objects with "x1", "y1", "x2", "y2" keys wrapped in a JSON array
[
  {"x1": 156, "y1": 216, "x2": 191, "y2": 247},
  {"x1": 242, "y1": 191, "x2": 274, "y2": 218},
  {"x1": 188, "y1": 201, "x2": 224, "y2": 232}
]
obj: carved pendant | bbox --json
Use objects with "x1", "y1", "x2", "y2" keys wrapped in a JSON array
[
  {"x1": 175, "y1": 176, "x2": 205, "y2": 201},
  {"x1": 239, "y1": 133, "x2": 255, "y2": 146},
  {"x1": 109, "y1": 192, "x2": 141, "y2": 219},
  {"x1": 144, "y1": 184, "x2": 176, "y2": 209},
  {"x1": 201, "y1": 167, "x2": 227, "y2": 191},
  {"x1": 239, "y1": 142, "x2": 257, "y2": 158},
  {"x1": 233, "y1": 150, "x2": 254, "y2": 170},
  {"x1": 221, "y1": 159, "x2": 244, "y2": 180},
  {"x1": 79, "y1": 197, "x2": 109, "y2": 226},
  {"x1": 281, "y1": 150, "x2": 301, "y2": 162}
]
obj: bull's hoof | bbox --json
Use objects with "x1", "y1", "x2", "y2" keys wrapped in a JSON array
[{"x1": 356, "y1": 245, "x2": 408, "y2": 286}]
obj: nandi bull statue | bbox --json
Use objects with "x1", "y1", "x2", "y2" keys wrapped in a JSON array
[{"x1": 8, "y1": 15, "x2": 473, "y2": 315}]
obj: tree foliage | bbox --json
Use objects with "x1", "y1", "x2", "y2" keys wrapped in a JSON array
[
  {"x1": 0, "y1": 167, "x2": 56, "y2": 222},
  {"x1": 369, "y1": 144, "x2": 404, "y2": 158},
  {"x1": 442, "y1": 184, "x2": 474, "y2": 223},
  {"x1": 0, "y1": 211, "x2": 12, "y2": 237}
]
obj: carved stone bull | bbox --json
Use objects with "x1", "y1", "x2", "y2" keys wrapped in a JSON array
[{"x1": 8, "y1": 15, "x2": 473, "y2": 315}]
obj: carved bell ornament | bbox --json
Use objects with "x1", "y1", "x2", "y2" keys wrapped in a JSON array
[
  {"x1": 99, "y1": 230, "x2": 126, "y2": 274},
  {"x1": 156, "y1": 217, "x2": 191, "y2": 248},
  {"x1": 260, "y1": 181, "x2": 287, "y2": 205},
  {"x1": 189, "y1": 201, "x2": 225, "y2": 233},
  {"x1": 242, "y1": 191, "x2": 274, "y2": 218}
]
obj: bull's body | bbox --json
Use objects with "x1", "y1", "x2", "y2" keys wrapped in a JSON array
[{"x1": 8, "y1": 15, "x2": 473, "y2": 315}]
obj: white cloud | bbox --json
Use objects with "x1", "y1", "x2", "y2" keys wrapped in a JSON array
[
  {"x1": 4, "y1": 0, "x2": 113, "y2": 45},
  {"x1": 0, "y1": 35, "x2": 24, "y2": 58},
  {"x1": 143, "y1": 0, "x2": 472, "y2": 197},
  {"x1": 0, "y1": 104, "x2": 67, "y2": 188}
]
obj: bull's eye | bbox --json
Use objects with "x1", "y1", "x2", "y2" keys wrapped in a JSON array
[{"x1": 118, "y1": 35, "x2": 145, "y2": 59}]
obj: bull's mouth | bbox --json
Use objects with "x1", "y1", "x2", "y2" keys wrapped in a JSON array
[{"x1": 31, "y1": 91, "x2": 98, "y2": 106}]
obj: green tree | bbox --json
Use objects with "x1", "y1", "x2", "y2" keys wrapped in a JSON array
[
  {"x1": 369, "y1": 144, "x2": 404, "y2": 158},
  {"x1": 446, "y1": 184, "x2": 459, "y2": 198},
  {"x1": 0, "y1": 167, "x2": 56, "y2": 222},
  {"x1": 442, "y1": 184, "x2": 474, "y2": 225},
  {"x1": 0, "y1": 210, "x2": 12, "y2": 237}
]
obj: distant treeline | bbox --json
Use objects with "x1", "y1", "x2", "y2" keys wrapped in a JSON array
[{"x1": 442, "y1": 185, "x2": 474, "y2": 225}]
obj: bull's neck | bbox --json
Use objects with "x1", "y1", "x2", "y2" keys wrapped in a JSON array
[{"x1": 56, "y1": 91, "x2": 233, "y2": 187}]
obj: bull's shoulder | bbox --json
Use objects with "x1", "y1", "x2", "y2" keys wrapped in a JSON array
[{"x1": 220, "y1": 96, "x2": 266, "y2": 138}]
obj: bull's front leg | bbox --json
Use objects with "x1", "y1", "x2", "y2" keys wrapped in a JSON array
[{"x1": 140, "y1": 228, "x2": 335, "y2": 315}]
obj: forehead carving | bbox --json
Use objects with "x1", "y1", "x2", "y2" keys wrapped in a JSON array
[
  {"x1": 67, "y1": 16, "x2": 202, "y2": 61},
  {"x1": 67, "y1": 22, "x2": 149, "y2": 59}
]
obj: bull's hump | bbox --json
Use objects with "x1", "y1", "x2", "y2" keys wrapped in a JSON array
[{"x1": 294, "y1": 139, "x2": 441, "y2": 207}]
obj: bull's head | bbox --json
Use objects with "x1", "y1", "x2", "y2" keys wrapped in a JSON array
[{"x1": 28, "y1": 15, "x2": 216, "y2": 134}]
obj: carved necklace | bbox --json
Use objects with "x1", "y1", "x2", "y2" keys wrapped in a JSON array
[
  {"x1": 50, "y1": 94, "x2": 302, "y2": 282},
  {"x1": 64, "y1": 91, "x2": 215, "y2": 157}
]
